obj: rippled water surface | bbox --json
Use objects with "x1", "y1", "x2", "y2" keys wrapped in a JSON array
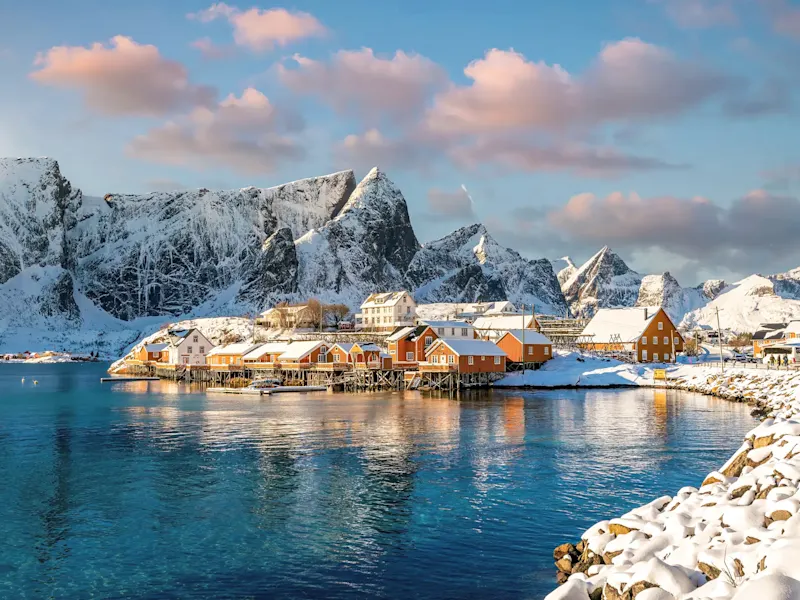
[{"x1": 0, "y1": 363, "x2": 755, "y2": 599}]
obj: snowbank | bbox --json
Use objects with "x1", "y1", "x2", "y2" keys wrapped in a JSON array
[
  {"x1": 546, "y1": 367, "x2": 800, "y2": 599},
  {"x1": 496, "y1": 351, "x2": 655, "y2": 388}
]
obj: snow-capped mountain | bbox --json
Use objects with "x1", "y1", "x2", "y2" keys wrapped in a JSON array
[
  {"x1": 634, "y1": 272, "x2": 708, "y2": 324},
  {"x1": 408, "y1": 224, "x2": 568, "y2": 315},
  {"x1": 561, "y1": 246, "x2": 643, "y2": 317},
  {"x1": 550, "y1": 257, "x2": 577, "y2": 287}
]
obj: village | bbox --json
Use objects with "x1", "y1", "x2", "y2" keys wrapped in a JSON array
[{"x1": 112, "y1": 290, "x2": 700, "y2": 392}]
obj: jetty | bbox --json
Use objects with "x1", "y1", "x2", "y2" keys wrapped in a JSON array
[{"x1": 100, "y1": 376, "x2": 160, "y2": 383}]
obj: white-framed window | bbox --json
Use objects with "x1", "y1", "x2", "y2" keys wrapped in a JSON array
[
  {"x1": 448, "y1": 355, "x2": 455, "y2": 364},
  {"x1": 654, "y1": 353, "x2": 659, "y2": 361},
  {"x1": 193, "y1": 335, "x2": 199, "y2": 342},
  {"x1": 187, "y1": 346, "x2": 193, "y2": 353},
  {"x1": 652, "y1": 336, "x2": 658, "y2": 344},
  {"x1": 461, "y1": 328, "x2": 468, "y2": 336},
  {"x1": 438, "y1": 328, "x2": 444, "y2": 335},
  {"x1": 334, "y1": 353, "x2": 340, "y2": 362},
  {"x1": 450, "y1": 328, "x2": 455, "y2": 336},
  {"x1": 468, "y1": 356, "x2": 474, "y2": 365},
  {"x1": 674, "y1": 337, "x2": 680, "y2": 345},
  {"x1": 642, "y1": 349, "x2": 648, "y2": 361},
  {"x1": 663, "y1": 337, "x2": 668, "y2": 345},
  {"x1": 320, "y1": 346, "x2": 327, "y2": 354},
  {"x1": 406, "y1": 352, "x2": 414, "y2": 361},
  {"x1": 641, "y1": 336, "x2": 647, "y2": 345},
  {"x1": 494, "y1": 356, "x2": 501, "y2": 365},
  {"x1": 544, "y1": 346, "x2": 550, "y2": 355},
  {"x1": 432, "y1": 355, "x2": 438, "y2": 364},
  {"x1": 528, "y1": 346, "x2": 533, "y2": 355},
  {"x1": 200, "y1": 346, "x2": 205, "y2": 354},
  {"x1": 425, "y1": 336, "x2": 433, "y2": 346},
  {"x1": 658, "y1": 322, "x2": 663, "y2": 331},
  {"x1": 481, "y1": 355, "x2": 486, "y2": 361}
]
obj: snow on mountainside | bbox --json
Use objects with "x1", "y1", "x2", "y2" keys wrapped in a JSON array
[
  {"x1": 681, "y1": 272, "x2": 800, "y2": 332},
  {"x1": 634, "y1": 272, "x2": 708, "y2": 323},
  {"x1": 407, "y1": 224, "x2": 568, "y2": 315},
  {"x1": 72, "y1": 169, "x2": 355, "y2": 320},
  {"x1": 550, "y1": 257, "x2": 577, "y2": 287},
  {"x1": 562, "y1": 246, "x2": 643, "y2": 317},
  {"x1": 294, "y1": 167, "x2": 420, "y2": 306}
]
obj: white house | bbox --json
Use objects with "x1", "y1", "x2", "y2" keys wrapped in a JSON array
[
  {"x1": 165, "y1": 328, "x2": 214, "y2": 366},
  {"x1": 257, "y1": 304, "x2": 316, "y2": 329},
  {"x1": 420, "y1": 320, "x2": 475, "y2": 340},
  {"x1": 455, "y1": 301, "x2": 519, "y2": 319},
  {"x1": 356, "y1": 291, "x2": 416, "y2": 331}
]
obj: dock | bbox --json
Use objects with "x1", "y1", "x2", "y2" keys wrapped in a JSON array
[
  {"x1": 206, "y1": 387, "x2": 268, "y2": 395},
  {"x1": 101, "y1": 376, "x2": 160, "y2": 382}
]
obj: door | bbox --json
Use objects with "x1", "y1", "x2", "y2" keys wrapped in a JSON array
[
  {"x1": 641, "y1": 349, "x2": 648, "y2": 362},
  {"x1": 181, "y1": 355, "x2": 189, "y2": 365}
]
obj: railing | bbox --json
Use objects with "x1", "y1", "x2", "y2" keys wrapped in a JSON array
[
  {"x1": 315, "y1": 362, "x2": 351, "y2": 371},
  {"x1": 419, "y1": 363, "x2": 458, "y2": 372},
  {"x1": 694, "y1": 360, "x2": 799, "y2": 371}
]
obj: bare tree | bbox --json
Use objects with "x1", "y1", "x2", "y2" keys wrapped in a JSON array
[
  {"x1": 325, "y1": 303, "x2": 351, "y2": 326},
  {"x1": 306, "y1": 298, "x2": 324, "y2": 329},
  {"x1": 684, "y1": 337, "x2": 699, "y2": 357},
  {"x1": 729, "y1": 333, "x2": 753, "y2": 352},
  {"x1": 274, "y1": 301, "x2": 291, "y2": 329}
]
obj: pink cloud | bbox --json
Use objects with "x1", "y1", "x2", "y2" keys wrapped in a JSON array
[
  {"x1": 279, "y1": 49, "x2": 447, "y2": 125},
  {"x1": 30, "y1": 36, "x2": 215, "y2": 116},
  {"x1": 761, "y1": 0, "x2": 800, "y2": 39},
  {"x1": 427, "y1": 187, "x2": 476, "y2": 220},
  {"x1": 189, "y1": 3, "x2": 325, "y2": 51},
  {"x1": 425, "y1": 39, "x2": 731, "y2": 136},
  {"x1": 190, "y1": 37, "x2": 235, "y2": 59},
  {"x1": 127, "y1": 87, "x2": 305, "y2": 173},
  {"x1": 336, "y1": 129, "x2": 436, "y2": 172},
  {"x1": 652, "y1": 0, "x2": 738, "y2": 28}
]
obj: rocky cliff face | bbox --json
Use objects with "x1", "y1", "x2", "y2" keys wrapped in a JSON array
[
  {"x1": 562, "y1": 246, "x2": 643, "y2": 317},
  {"x1": 635, "y1": 272, "x2": 706, "y2": 323},
  {"x1": 407, "y1": 224, "x2": 568, "y2": 315},
  {"x1": 551, "y1": 257, "x2": 577, "y2": 287}
]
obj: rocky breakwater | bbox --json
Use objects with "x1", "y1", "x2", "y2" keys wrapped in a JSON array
[{"x1": 547, "y1": 368, "x2": 800, "y2": 600}]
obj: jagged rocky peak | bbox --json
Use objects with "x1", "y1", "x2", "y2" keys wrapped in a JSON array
[
  {"x1": 699, "y1": 278, "x2": 726, "y2": 300},
  {"x1": 0, "y1": 157, "x2": 81, "y2": 284},
  {"x1": 406, "y1": 223, "x2": 568, "y2": 315},
  {"x1": 562, "y1": 246, "x2": 642, "y2": 317},
  {"x1": 636, "y1": 272, "x2": 682, "y2": 307},
  {"x1": 551, "y1": 256, "x2": 577, "y2": 287},
  {"x1": 293, "y1": 168, "x2": 420, "y2": 304}
]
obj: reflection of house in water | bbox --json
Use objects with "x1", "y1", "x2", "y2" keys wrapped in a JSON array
[{"x1": 503, "y1": 397, "x2": 526, "y2": 445}]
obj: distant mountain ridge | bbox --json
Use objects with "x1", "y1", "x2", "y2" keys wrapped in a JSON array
[{"x1": 2, "y1": 157, "x2": 800, "y2": 354}]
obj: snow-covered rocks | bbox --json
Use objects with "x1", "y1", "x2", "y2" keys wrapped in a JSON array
[{"x1": 562, "y1": 246, "x2": 643, "y2": 318}]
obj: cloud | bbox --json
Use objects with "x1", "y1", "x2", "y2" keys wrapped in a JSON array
[
  {"x1": 547, "y1": 188, "x2": 800, "y2": 272},
  {"x1": 449, "y1": 138, "x2": 687, "y2": 176},
  {"x1": 762, "y1": 163, "x2": 800, "y2": 191},
  {"x1": 723, "y1": 78, "x2": 792, "y2": 116},
  {"x1": 190, "y1": 37, "x2": 235, "y2": 59},
  {"x1": 760, "y1": 0, "x2": 800, "y2": 40},
  {"x1": 336, "y1": 129, "x2": 438, "y2": 172},
  {"x1": 425, "y1": 40, "x2": 731, "y2": 136},
  {"x1": 278, "y1": 49, "x2": 448, "y2": 125},
  {"x1": 146, "y1": 179, "x2": 188, "y2": 192},
  {"x1": 427, "y1": 187, "x2": 477, "y2": 220},
  {"x1": 651, "y1": 0, "x2": 738, "y2": 28},
  {"x1": 30, "y1": 36, "x2": 216, "y2": 116},
  {"x1": 127, "y1": 87, "x2": 305, "y2": 174},
  {"x1": 188, "y1": 3, "x2": 325, "y2": 51}
]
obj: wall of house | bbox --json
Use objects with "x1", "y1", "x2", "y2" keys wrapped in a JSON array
[
  {"x1": 636, "y1": 310, "x2": 684, "y2": 363},
  {"x1": 426, "y1": 344, "x2": 506, "y2": 373},
  {"x1": 207, "y1": 354, "x2": 244, "y2": 366},
  {"x1": 496, "y1": 337, "x2": 551, "y2": 362},
  {"x1": 171, "y1": 331, "x2": 212, "y2": 365}
]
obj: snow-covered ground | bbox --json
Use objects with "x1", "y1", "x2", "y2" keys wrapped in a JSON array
[
  {"x1": 544, "y1": 362, "x2": 800, "y2": 599},
  {"x1": 496, "y1": 351, "x2": 656, "y2": 387}
]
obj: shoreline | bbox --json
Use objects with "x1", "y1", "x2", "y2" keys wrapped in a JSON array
[{"x1": 546, "y1": 367, "x2": 800, "y2": 599}]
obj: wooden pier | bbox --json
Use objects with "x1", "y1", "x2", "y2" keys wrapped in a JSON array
[{"x1": 120, "y1": 360, "x2": 505, "y2": 393}]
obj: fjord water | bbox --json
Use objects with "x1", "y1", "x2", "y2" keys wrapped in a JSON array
[{"x1": 1, "y1": 364, "x2": 753, "y2": 599}]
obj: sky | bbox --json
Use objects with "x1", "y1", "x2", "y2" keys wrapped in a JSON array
[{"x1": 1, "y1": 0, "x2": 799, "y2": 286}]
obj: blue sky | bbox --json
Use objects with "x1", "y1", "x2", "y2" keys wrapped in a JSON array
[{"x1": 1, "y1": 0, "x2": 799, "y2": 284}]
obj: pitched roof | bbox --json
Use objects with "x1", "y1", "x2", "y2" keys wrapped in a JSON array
[
  {"x1": 427, "y1": 339, "x2": 507, "y2": 357},
  {"x1": 144, "y1": 343, "x2": 168, "y2": 353},
  {"x1": 387, "y1": 326, "x2": 415, "y2": 342},
  {"x1": 277, "y1": 340, "x2": 324, "y2": 360},
  {"x1": 422, "y1": 320, "x2": 473, "y2": 329},
  {"x1": 360, "y1": 291, "x2": 412, "y2": 309},
  {"x1": 472, "y1": 315, "x2": 536, "y2": 331},
  {"x1": 243, "y1": 342, "x2": 289, "y2": 360},
  {"x1": 207, "y1": 343, "x2": 259, "y2": 356},
  {"x1": 581, "y1": 307, "x2": 662, "y2": 343},
  {"x1": 329, "y1": 342, "x2": 356, "y2": 353},
  {"x1": 500, "y1": 330, "x2": 552, "y2": 345},
  {"x1": 354, "y1": 342, "x2": 382, "y2": 352}
]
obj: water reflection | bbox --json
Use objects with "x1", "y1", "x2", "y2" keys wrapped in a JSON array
[{"x1": 0, "y1": 364, "x2": 755, "y2": 599}]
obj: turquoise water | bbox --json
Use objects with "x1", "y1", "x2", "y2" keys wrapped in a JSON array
[{"x1": 0, "y1": 363, "x2": 754, "y2": 599}]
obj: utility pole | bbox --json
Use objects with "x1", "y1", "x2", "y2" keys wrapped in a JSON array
[
  {"x1": 715, "y1": 307, "x2": 724, "y2": 373},
  {"x1": 521, "y1": 304, "x2": 526, "y2": 371}
]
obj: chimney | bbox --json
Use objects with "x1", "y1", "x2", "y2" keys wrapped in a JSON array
[{"x1": 644, "y1": 308, "x2": 649, "y2": 320}]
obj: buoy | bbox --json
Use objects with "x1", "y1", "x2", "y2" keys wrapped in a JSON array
[
  {"x1": 33, "y1": 380, "x2": 38, "y2": 385},
  {"x1": 21, "y1": 378, "x2": 25, "y2": 383}
]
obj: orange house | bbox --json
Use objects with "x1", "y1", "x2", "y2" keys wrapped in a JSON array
[
  {"x1": 351, "y1": 342, "x2": 393, "y2": 369},
  {"x1": 580, "y1": 307, "x2": 684, "y2": 363},
  {"x1": 387, "y1": 325, "x2": 438, "y2": 366},
  {"x1": 206, "y1": 343, "x2": 260, "y2": 366},
  {"x1": 276, "y1": 341, "x2": 329, "y2": 366},
  {"x1": 423, "y1": 339, "x2": 507, "y2": 373},
  {"x1": 496, "y1": 330, "x2": 553, "y2": 364},
  {"x1": 242, "y1": 342, "x2": 289, "y2": 366},
  {"x1": 133, "y1": 343, "x2": 168, "y2": 362}
]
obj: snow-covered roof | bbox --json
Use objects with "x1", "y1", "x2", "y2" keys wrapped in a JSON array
[
  {"x1": 459, "y1": 301, "x2": 518, "y2": 315},
  {"x1": 387, "y1": 326, "x2": 415, "y2": 342},
  {"x1": 422, "y1": 320, "x2": 473, "y2": 329},
  {"x1": 144, "y1": 343, "x2": 168, "y2": 352},
  {"x1": 355, "y1": 342, "x2": 382, "y2": 352},
  {"x1": 260, "y1": 305, "x2": 308, "y2": 317},
  {"x1": 753, "y1": 323, "x2": 788, "y2": 340},
  {"x1": 329, "y1": 342, "x2": 356, "y2": 353},
  {"x1": 581, "y1": 307, "x2": 662, "y2": 343},
  {"x1": 360, "y1": 291, "x2": 412, "y2": 309},
  {"x1": 207, "y1": 343, "x2": 259, "y2": 356},
  {"x1": 277, "y1": 341, "x2": 325, "y2": 360},
  {"x1": 427, "y1": 339, "x2": 507, "y2": 357},
  {"x1": 472, "y1": 315, "x2": 537, "y2": 331},
  {"x1": 243, "y1": 342, "x2": 289, "y2": 360},
  {"x1": 500, "y1": 330, "x2": 552, "y2": 345},
  {"x1": 785, "y1": 321, "x2": 800, "y2": 335}
]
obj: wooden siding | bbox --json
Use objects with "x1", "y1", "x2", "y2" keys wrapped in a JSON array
[
  {"x1": 425, "y1": 344, "x2": 506, "y2": 373},
  {"x1": 495, "y1": 335, "x2": 552, "y2": 363}
]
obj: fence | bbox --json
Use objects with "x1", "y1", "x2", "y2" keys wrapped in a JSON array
[{"x1": 694, "y1": 360, "x2": 799, "y2": 371}]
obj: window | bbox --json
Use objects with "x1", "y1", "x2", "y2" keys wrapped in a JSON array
[
  {"x1": 528, "y1": 346, "x2": 533, "y2": 355},
  {"x1": 406, "y1": 352, "x2": 414, "y2": 361},
  {"x1": 674, "y1": 337, "x2": 680, "y2": 345},
  {"x1": 494, "y1": 356, "x2": 501, "y2": 365},
  {"x1": 462, "y1": 328, "x2": 468, "y2": 336},
  {"x1": 200, "y1": 346, "x2": 205, "y2": 354},
  {"x1": 658, "y1": 322, "x2": 663, "y2": 331},
  {"x1": 320, "y1": 346, "x2": 327, "y2": 354},
  {"x1": 544, "y1": 346, "x2": 550, "y2": 355},
  {"x1": 425, "y1": 336, "x2": 433, "y2": 346},
  {"x1": 438, "y1": 328, "x2": 444, "y2": 335},
  {"x1": 406, "y1": 306, "x2": 411, "y2": 314},
  {"x1": 432, "y1": 355, "x2": 438, "y2": 364},
  {"x1": 642, "y1": 350, "x2": 648, "y2": 361},
  {"x1": 654, "y1": 353, "x2": 659, "y2": 361},
  {"x1": 334, "y1": 353, "x2": 340, "y2": 362},
  {"x1": 641, "y1": 336, "x2": 647, "y2": 345},
  {"x1": 663, "y1": 337, "x2": 669, "y2": 345},
  {"x1": 187, "y1": 346, "x2": 193, "y2": 354},
  {"x1": 652, "y1": 336, "x2": 658, "y2": 344},
  {"x1": 448, "y1": 355, "x2": 455, "y2": 364},
  {"x1": 450, "y1": 328, "x2": 455, "y2": 336},
  {"x1": 468, "y1": 356, "x2": 474, "y2": 365}
]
